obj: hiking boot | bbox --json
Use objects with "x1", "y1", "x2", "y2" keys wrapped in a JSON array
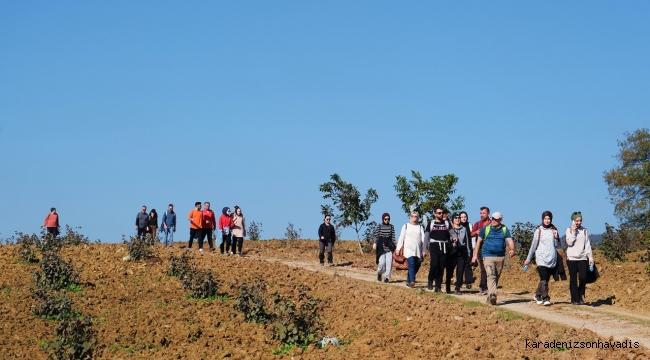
[
  {"x1": 377, "y1": 274, "x2": 382, "y2": 282},
  {"x1": 465, "y1": 284, "x2": 472, "y2": 289},
  {"x1": 409, "y1": 281, "x2": 415, "y2": 288},
  {"x1": 199, "y1": 248, "x2": 203, "y2": 252},
  {"x1": 488, "y1": 293, "x2": 497, "y2": 305},
  {"x1": 427, "y1": 284, "x2": 433, "y2": 291},
  {"x1": 434, "y1": 287, "x2": 441, "y2": 293},
  {"x1": 237, "y1": 252, "x2": 242, "y2": 257},
  {"x1": 543, "y1": 300, "x2": 551, "y2": 306},
  {"x1": 384, "y1": 278, "x2": 389, "y2": 283},
  {"x1": 534, "y1": 294, "x2": 543, "y2": 305},
  {"x1": 445, "y1": 285, "x2": 451, "y2": 294},
  {"x1": 455, "y1": 288, "x2": 462, "y2": 295},
  {"x1": 480, "y1": 288, "x2": 487, "y2": 295},
  {"x1": 320, "y1": 263, "x2": 325, "y2": 266}
]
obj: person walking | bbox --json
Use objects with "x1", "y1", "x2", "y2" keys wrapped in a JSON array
[
  {"x1": 148, "y1": 209, "x2": 158, "y2": 243},
  {"x1": 425, "y1": 207, "x2": 451, "y2": 292},
  {"x1": 372, "y1": 213, "x2": 396, "y2": 283},
  {"x1": 42, "y1": 207, "x2": 61, "y2": 237},
  {"x1": 201, "y1": 202, "x2": 217, "y2": 252},
  {"x1": 188, "y1": 202, "x2": 203, "y2": 250},
  {"x1": 471, "y1": 207, "x2": 492, "y2": 295},
  {"x1": 459, "y1": 211, "x2": 475, "y2": 289},
  {"x1": 219, "y1": 207, "x2": 235, "y2": 255},
  {"x1": 231, "y1": 206, "x2": 246, "y2": 257},
  {"x1": 135, "y1": 205, "x2": 149, "y2": 240},
  {"x1": 161, "y1": 204, "x2": 176, "y2": 247},
  {"x1": 472, "y1": 212, "x2": 516, "y2": 305},
  {"x1": 446, "y1": 213, "x2": 473, "y2": 295},
  {"x1": 395, "y1": 211, "x2": 426, "y2": 288},
  {"x1": 524, "y1": 211, "x2": 561, "y2": 306},
  {"x1": 565, "y1": 211, "x2": 594, "y2": 305},
  {"x1": 318, "y1": 215, "x2": 336, "y2": 266}
]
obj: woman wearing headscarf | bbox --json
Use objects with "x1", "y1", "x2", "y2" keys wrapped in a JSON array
[
  {"x1": 231, "y1": 206, "x2": 246, "y2": 257},
  {"x1": 524, "y1": 211, "x2": 560, "y2": 306},
  {"x1": 218, "y1": 207, "x2": 235, "y2": 255},
  {"x1": 565, "y1": 212, "x2": 594, "y2": 305},
  {"x1": 459, "y1": 211, "x2": 475, "y2": 289},
  {"x1": 318, "y1": 215, "x2": 336, "y2": 266},
  {"x1": 395, "y1": 211, "x2": 426, "y2": 288},
  {"x1": 373, "y1": 213, "x2": 396, "y2": 283},
  {"x1": 446, "y1": 213, "x2": 473, "y2": 295}
]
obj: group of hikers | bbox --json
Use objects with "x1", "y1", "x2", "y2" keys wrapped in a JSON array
[
  {"x1": 133, "y1": 203, "x2": 247, "y2": 256},
  {"x1": 317, "y1": 206, "x2": 595, "y2": 306}
]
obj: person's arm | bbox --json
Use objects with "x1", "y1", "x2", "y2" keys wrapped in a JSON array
[
  {"x1": 472, "y1": 227, "x2": 486, "y2": 262},
  {"x1": 391, "y1": 225, "x2": 396, "y2": 244},
  {"x1": 135, "y1": 214, "x2": 139, "y2": 230},
  {"x1": 212, "y1": 213, "x2": 217, "y2": 231},
  {"x1": 318, "y1": 224, "x2": 324, "y2": 240},
  {"x1": 172, "y1": 213, "x2": 176, "y2": 231},
  {"x1": 524, "y1": 229, "x2": 539, "y2": 266},
  {"x1": 584, "y1": 229, "x2": 594, "y2": 264},
  {"x1": 161, "y1": 213, "x2": 167, "y2": 229},
  {"x1": 566, "y1": 224, "x2": 578, "y2": 247},
  {"x1": 506, "y1": 237, "x2": 515, "y2": 257},
  {"x1": 471, "y1": 222, "x2": 480, "y2": 238},
  {"x1": 420, "y1": 226, "x2": 427, "y2": 257},
  {"x1": 466, "y1": 229, "x2": 473, "y2": 258},
  {"x1": 242, "y1": 216, "x2": 246, "y2": 238},
  {"x1": 395, "y1": 225, "x2": 405, "y2": 252}
]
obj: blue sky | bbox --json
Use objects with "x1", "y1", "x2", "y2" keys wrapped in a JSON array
[{"x1": 1, "y1": 1, "x2": 648, "y2": 243}]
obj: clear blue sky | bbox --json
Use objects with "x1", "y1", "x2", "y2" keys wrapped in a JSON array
[{"x1": 1, "y1": 1, "x2": 648, "y2": 243}]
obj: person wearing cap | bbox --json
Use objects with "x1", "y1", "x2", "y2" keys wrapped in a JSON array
[
  {"x1": 471, "y1": 207, "x2": 491, "y2": 295},
  {"x1": 524, "y1": 211, "x2": 561, "y2": 306},
  {"x1": 231, "y1": 206, "x2": 246, "y2": 257},
  {"x1": 471, "y1": 211, "x2": 515, "y2": 305},
  {"x1": 565, "y1": 211, "x2": 594, "y2": 305},
  {"x1": 372, "y1": 213, "x2": 396, "y2": 283}
]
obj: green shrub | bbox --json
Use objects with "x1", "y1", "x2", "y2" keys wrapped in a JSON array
[
  {"x1": 510, "y1": 222, "x2": 537, "y2": 262},
  {"x1": 167, "y1": 252, "x2": 194, "y2": 280},
  {"x1": 248, "y1": 221, "x2": 263, "y2": 241},
  {"x1": 270, "y1": 284, "x2": 323, "y2": 347},
  {"x1": 234, "y1": 276, "x2": 274, "y2": 324},
  {"x1": 30, "y1": 285, "x2": 73, "y2": 319},
  {"x1": 182, "y1": 268, "x2": 218, "y2": 299},
  {"x1": 34, "y1": 251, "x2": 81, "y2": 291},
  {"x1": 123, "y1": 235, "x2": 152, "y2": 261},
  {"x1": 44, "y1": 315, "x2": 98, "y2": 360}
]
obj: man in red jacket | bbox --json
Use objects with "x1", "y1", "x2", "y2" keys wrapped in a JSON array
[
  {"x1": 201, "y1": 202, "x2": 217, "y2": 252},
  {"x1": 42, "y1": 207, "x2": 60, "y2": 237}
]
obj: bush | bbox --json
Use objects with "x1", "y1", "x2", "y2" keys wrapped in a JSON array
[
  {"x1": 34, "y1": 251, "x2": 81, "y2": 291},
  {"x1": 182, "y1": 268, "x2": 218, "y2": 299},
  {"x1": 167, "y1": 251, "x2": 194, "y2": 280},
  {"x1": 270, "y1": 284, "x2": 323, "y2": 347},
  {"x1": 44, "y1": 315, "x2": 98, "y2": 360},
  {"x1": 598, "y1": 223, "x2": 648, "y2": 262},
  {"x1": 15, "y1": 232, "x2": 39, "y2": 263},
  {"x1": 248, "y1": 221, "x2": 263, "y2": 241},
  {"x1": 30, "y1": 285, "x2": 73, "y2": 319},
  {"x1": 123, "y1": 235, "x2": 152, "y2": 261},
  {"x1": 234, "y1": 276, "x2": 273, "y2": 324},
  {"x1": 59, "y1": 225, "x2": 90, "y2": 246},
  {"x1": 361, "y1": 221, "x2": 377, "y2": 253},
  {"x1": 510, "y1": 222, "x2": 537, "y2": 262},
  {"x1": 284, "y1": 223, "x2": 302, "y2": 240}
]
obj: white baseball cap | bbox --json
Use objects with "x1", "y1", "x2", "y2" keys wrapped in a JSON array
[{"x1": 491, "y1": 212, "x2": 503, "y2": 220}]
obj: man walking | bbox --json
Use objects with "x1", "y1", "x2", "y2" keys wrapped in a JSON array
[
  {"x1": 471, "y1": 212, "x2": 515, "y2": 305},
  {"x1": 201, "y1": 202, "x2": 216, "y2": 252},
  {"x1": 42, "y1": 207, "x2": 61, "y2": 237},
  {"x1": 425, "y1": 207, "x2": 451, "y2": 292},
  {"x1": 188, "y1": 202, "x2": 203, "y2": 250},
  {"x1": 471, "y1": 207, "x2": 492, "y2": 295},
  {"x1": 135, "y1": 205, "x2": 149, "y2": 240},
  {"x1": 161, "y1": 204, "x2": 176, "y2": 247}
]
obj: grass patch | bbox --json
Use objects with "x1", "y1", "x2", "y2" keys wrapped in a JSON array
[
  {"x1": 392, "y1": 320, "x2": 398, "y2": 326},
  {"x1": 185, "y1": 294, "x2": 229, "y2": 302},
  {"x1": 465, "y1": 300, "x2": 484, "y2": 308},
  {"x1": 496, "y1": 309, "x2": 523, "y2": 321},
  {"x1": 1, "y1": 286, "x2": 11, "y2": 295},
  {"x1": 551, "y1": 346, "x2": 569, "y2": 353},
  {"x1": 272, "y1": 343, "x2": 306, "y2": 355}
]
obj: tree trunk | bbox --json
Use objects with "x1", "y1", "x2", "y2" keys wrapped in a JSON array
[{"x1": 354, "y1": 222, "x2": 364, "y2": 254}]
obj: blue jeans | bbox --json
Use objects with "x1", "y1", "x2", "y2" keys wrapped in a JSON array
[
  {"x1": 163, "y1": 227, "x2": 174, "y2": 247},
  {"x1": 407, "y1": 256, "x2": 421, "y2": 284}
]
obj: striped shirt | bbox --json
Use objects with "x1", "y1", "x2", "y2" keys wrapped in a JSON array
[{"x1": 373, "y1": 224, "x2": 395, "y2": 253}]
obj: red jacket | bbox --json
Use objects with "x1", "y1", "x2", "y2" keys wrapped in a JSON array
[
  {"x1": 43, "y1": 213, "x2": 59, "y2": 228},
  {"x1": 202, "y1": 209, "x2": 216, "y2": 230},
  {"x1": 218, "y1": 214, "x2": 234, "y2": 231}
]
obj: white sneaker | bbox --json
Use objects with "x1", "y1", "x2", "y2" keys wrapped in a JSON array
[
  {"x1": 199, "y1": 248, "x2": 203, "y2": 252},
  {"x1": 534, "y1": 295, "x2": 543, "y2": 305},
  {"x1": 543, "y1": 300, "x2": 551, "y2": 306}
]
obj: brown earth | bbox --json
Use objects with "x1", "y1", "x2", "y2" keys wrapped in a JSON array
[{"x1": 0, "y1": 240, "x2": 648, "y2": 359}]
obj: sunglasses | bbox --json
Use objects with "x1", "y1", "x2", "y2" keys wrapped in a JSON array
[
  {"x1": 325, "y1": 218, "x2": 331, "y2": 221},
  {"x1": 435, "y1": 212, "x2": 443, "y2": 215},
  {"x1": 410, "y1": 215, "x2": 418, "y2": 218},
  {"x1": 383, "y1": 218, "x2": 390, "y2": 221}
]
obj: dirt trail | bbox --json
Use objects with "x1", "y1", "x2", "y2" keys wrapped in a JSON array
[{"x1": 256, "y1": 255, "x2": 650, "y2": 349}]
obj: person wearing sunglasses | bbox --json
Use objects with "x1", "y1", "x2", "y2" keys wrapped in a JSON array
[
  {"x1": 425, "y1": 207, "x2": 452, "y2": 292},
  {"x1": 318, "y1": 215, "x2": 337, "y2": 266},
  {"x1": 447, "y1": 213, "x2": 473, "y2": 295},
  {"x1": 565, "y1": 211, "x2": 594, "y2": 305},
  {"x1": 372, "y1": 213, "x2": 396, "y2": 283}
]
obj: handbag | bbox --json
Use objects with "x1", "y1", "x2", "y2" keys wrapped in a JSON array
[{"x1": 392, "y1": 247, "x2": 408, "y2": 270}]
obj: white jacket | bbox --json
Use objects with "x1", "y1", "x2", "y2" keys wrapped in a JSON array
[
  {"x1": 565, "y1": 226, "x2": 594, "y2": 262},
  {"x1": 396, "y1": 223, "x2": 425, "y2": 258}
]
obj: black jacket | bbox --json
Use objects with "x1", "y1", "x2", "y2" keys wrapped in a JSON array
[{"x1": 318, "y1": 223, "x2": 336, "y2": 243}]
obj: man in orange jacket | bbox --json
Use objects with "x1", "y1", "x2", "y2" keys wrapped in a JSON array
[{"x1": 188, "y1": 202, "x2": 203, "y2": 250}]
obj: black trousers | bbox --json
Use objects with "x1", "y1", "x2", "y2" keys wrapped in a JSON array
[
  {"x1": 46, "y1": 227, "x2": 59, "y2": 237},
  {"x1": 199, "y1": 229, "x2": 214, "y2": 250},
  {"x1": 319, "y1": 241, "x2": 333, "y2": 264},
  {"x1": 220, "y1": 233, "x2": 232, "y2": 254},
  {"x1": 428, "y1": 242, "x2": 448, "y2": 289},
  {"x1": 137, "y1": 227, "x2": 148, "y2": 240},
  {"x1": 189, "y1": 228, "x2": 202, "y2": 248},
  {"x1": 535, "y1": 265, "x2": 555, "y2": 301},
  {"x1": 463, "y1": 261, "x2": 474, "y2": 285},
  {"x1": 478, "y1": 257, "x2": 488, "y2": 291},
  {"x1": 567, "y1": 260, "x2": 588, "y2": 303},
  {"x1": 446, "y1": 251, "x2": 468, "y2": 290},
  {"x1": 233, "y1": 236, "x2": 244, "y2": 253}
]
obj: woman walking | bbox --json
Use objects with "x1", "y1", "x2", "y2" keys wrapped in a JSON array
[
  {"x1": 148, "y1": 209, "x2": 158, "y2": 243},
  {"x1": 446, "y1": 213, "x2": 473, "y2": 295},
  {"x1": 373, "y1": 213, "x2": 396, "y2": 283},
  {"x1": 524, "y1": 211, "x2": 560, "y2": 306},
  {"x1": 231, "y1": 206, "x2": 246, "y2": 257},
  {"x1": 395, "y1": 211, "x2": 426, "y2": 288},
  {"x1": 565, "y1": 212, "x2": 594, "y2": 305},
  {"x1": 459, "y1": 211, "x2": 474, "y2": 289},
  {"x1": 219, "y1": 207, "x2": 235, "y2": 255},
  {"x1": 318, "y1": 215, "x2": 336, "y2": 266}
]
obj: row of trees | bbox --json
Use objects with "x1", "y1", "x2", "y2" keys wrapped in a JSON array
[{"x1": 319, "y1": 172, "x2": 463, "y2": 254}]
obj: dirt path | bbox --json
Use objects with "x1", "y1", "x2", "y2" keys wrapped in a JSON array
[{"x1": 254, "y1": 255, "x2": 650, "y2": 349}]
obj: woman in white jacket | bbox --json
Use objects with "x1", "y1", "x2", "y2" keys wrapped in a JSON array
[
  {"x1": 565, "y1": 211, "x2": 594, "y2": 305},
  {"x1": 524, "y1": 211, "x2": 560, "y2": 306},
  {"x1": 395, "y1": 211, "x2": 426, "y2": 288}
]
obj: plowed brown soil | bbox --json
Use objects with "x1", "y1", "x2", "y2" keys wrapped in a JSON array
[{"x1": 1, "y1": 240, "x2": 648, "y2": 359}]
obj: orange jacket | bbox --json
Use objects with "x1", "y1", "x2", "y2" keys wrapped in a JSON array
[
  {"x1": 188, "y1": 209, "x2": 203, "y2": 229},
  {"x1": 43, "y1": 213, "x2": 59, "y2": 228}
]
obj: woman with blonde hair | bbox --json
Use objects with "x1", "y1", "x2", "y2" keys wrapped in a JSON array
[{"x1": 395, "y1": 211, "x2": 426, "y2": 288}]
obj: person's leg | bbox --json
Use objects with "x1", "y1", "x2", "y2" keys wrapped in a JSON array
[
  {"x1": 479, "y1": 257, "x2": 488, "y2": 293},
  {"x1": 224, "y1": 233, "x2": 232, "y2": 254},
  {"x1": 493, "y1": 256, "x2": 504, "y2": 288},
  {"x1": 567, "y1": 260, "x2": 579, "y2": 303},
  {"x1": 427, "y1": 243, "x2": 436, "y2": 288},
  {"x1": 444, "y1": 253, "x2": 456, "y2": 293},
  {"x1": 237, "y1": 237, "x2": 244, "y2": 254},
  {"x1": 318, "y1": 241, "x2": 325, "y2": 264},
  {"x1": 327, "y1": 241, "x2": 333, "y2": 265},
  {"x1": 219, "y1": 232, "x2": 225, "y2": 254},
  {"x1": 406, "y1": 256, "x2": 416, "y2": 286},
  {"x1": 163, "y1": 228, "x2": 169, "y2": 247},
  {"x1": 537, "y1": 266, "x2": 550, "y2": 302},
  {"x1": 435, "y1": 251, "x2": 447, "y2": 291},
  {"x1": 384, "y1": 251, "x2": 393, "y2": 281},
  {"x1": 484, "y1": 257, "x2": 499, "y2": 301},
  {"x1": 198, "y1": 229, "x2": 206, "y2": 250},
  {"x1": 463, "y1": 259, "x2": 474, "y2": 287},
  {"x1": 377, "y1": 253, "x2": 386, "y2": 276},
  {"x1": 455, "y1": 253, "x2": 466, "y2": 291},
  {"x1": 205, "y1": 229, "x2": 214, "y2": 251},
  {"x1": 169, "y1": 228, "x2": 174, "y2": 247},
  {"x1": 577, "y1": 260, "x2": 589, "y2": 303},
  {"x1": 188, "y1": 229, "x2": 196, "y2": 248}
]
